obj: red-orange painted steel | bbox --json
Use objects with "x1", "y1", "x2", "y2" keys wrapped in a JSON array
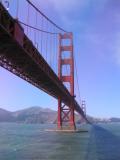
[
  {"x1": 14, "y1": 21, "x2": 24, "y2": 46},
  {"x1": 58, "y1": 33, "x2": 76, "y2": 130}
]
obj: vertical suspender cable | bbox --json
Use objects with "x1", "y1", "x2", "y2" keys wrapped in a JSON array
[
  {"x1": 27, "y1": 2, "x2": 30, "y2": 36},
  {"x1": 74, "y1": 55, "x2": 82, "y2": 105},
  {"x1": 51, "y1": 26, "x2": 54, "y2": 69},
  {"x1": 41, "y1": 16, "x2": 43, "y2": 55},
  {"x1": 53, "y1": 26, "x2": 56, "y2": 72},
  {"x1": 50, "y1": 25, "x2": 52, "y2": 67},
  {"x1": 56, "y1": 32, "x2": 58, "y2": 74},
  {"x1": 16, "y1": 0, "x2": 19, "y2": 19},
  {"x1": 55, "y1": 29, "x2": 57, "y2": 74},
  {"x1": 34, "y1": 10, "x2": 38, "y2": 49},
  {"x1": 45, "y1": 20, "x2": 48, "y2": 61},
  {"x1": 47, "y1": 24, "x2": 50, "y2": 65},
  {"x1": 53, "y1": 27, "x2": 56, "y2": 72}
]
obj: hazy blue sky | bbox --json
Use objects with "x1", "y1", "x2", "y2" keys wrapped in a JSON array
[{"x1": 0, "y1": 0, "x2": 120, "y2": 118}]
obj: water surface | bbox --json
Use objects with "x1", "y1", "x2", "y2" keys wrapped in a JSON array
[{"x1": 0, "y1": 123, "x2": 120, "y2": 160}]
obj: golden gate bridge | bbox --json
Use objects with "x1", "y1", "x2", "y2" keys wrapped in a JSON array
[{"x1": 0, "y1": 0, "x2": 88, "y2": 130}]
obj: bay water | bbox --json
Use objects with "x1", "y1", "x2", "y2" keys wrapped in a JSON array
[{"x1": 0, "y1": 123, "x2": 120, "y2": 160}]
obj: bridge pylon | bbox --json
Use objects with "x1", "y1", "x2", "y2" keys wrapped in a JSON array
[
  {"x1": 58, "y1": 32, "x2": 76, "y2": 130},
  {"x1": 81, "y1": 100, "x2": 86, "y2": 116},
  {"x1": 81, "y1": 100, "x2": 87, "y2": 123}
]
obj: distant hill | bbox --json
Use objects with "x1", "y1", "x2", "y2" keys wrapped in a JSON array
[
  {"x1": 109, "y1": 118, "x2": 120, "y2": 122},
  {"x1": 0, "y1": 107, "x2": 82, "y2": 124},
  {"x1": 0, "y1": 107, "x2": 119, "y2": 124},
  {"x1": 0, "y1": 108, "x2": 14, "y2": 122},
  {"x1": 12, "y1": 107, "x2": 57, "y2": 124},
  {"x1": 0, "y1": 107, "x2": 57, "y2": 124}
]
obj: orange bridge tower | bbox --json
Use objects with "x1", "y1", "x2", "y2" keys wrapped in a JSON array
[{"x1": 58, "y1": 33, "x2": 76, "y2": 130}]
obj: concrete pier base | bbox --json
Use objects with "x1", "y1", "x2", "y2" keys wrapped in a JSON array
[{"x1": 45, "y1": 128, "x2": 88, "y2": 133}]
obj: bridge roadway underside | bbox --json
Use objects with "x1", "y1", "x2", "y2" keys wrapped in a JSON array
[{"x1": 0, "y1": 2, "x2": 85, "y2": 119}]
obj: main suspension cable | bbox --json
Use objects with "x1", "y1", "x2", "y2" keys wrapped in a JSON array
[
  {"x1": 26, "y1": 0, "x2": 69, "y2": 33},
  {"x1": 19, "y1": 21, "x2": 58, "y2": 35}
]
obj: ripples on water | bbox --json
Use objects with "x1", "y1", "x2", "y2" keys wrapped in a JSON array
[{"x1": 0, "y1": 123, "x2": 120, "y2": 160}]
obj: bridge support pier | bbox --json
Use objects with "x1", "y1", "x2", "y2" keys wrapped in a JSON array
[
  {"x1": 57, "y1": 99, "x2": 76, "y2": 130},
  {"x1": 57, "y1": 33, "x2": 76, "y2": 131}
]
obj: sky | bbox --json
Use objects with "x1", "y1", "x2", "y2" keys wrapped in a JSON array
[{"x1": 0, "y1": 0, "x2": 120, "y2": 118}]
